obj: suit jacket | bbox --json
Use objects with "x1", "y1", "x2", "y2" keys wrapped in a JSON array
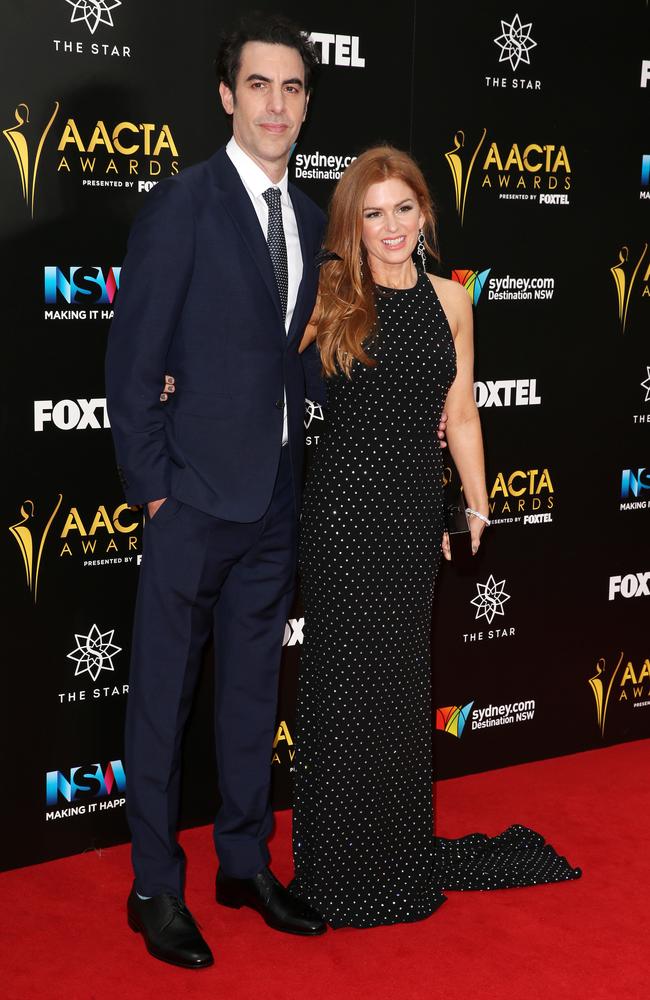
[{"x1": 105, "y1": 146, "x2": 326, "y2": 521}]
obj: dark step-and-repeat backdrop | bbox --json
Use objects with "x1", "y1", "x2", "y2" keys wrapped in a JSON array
[{"x1": 1, "y1": 2, "x2": 648, "y2": 871}]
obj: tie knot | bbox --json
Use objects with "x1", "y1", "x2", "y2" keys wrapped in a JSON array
[{"x1": 263, "y1": 187, "x2": 282, "y2": 210}]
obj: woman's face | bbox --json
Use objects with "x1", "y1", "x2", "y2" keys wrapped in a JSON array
[{"x1": 361, "y1": 178, "x2": 425, "y2": 271}]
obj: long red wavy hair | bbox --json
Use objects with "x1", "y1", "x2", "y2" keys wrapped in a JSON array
[{"x1": 316, "y1": 146, "x2": 440, "y2": 377}]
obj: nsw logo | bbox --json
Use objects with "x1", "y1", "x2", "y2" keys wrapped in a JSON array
[
  {"x1": 45, "y1": 759, "x2": 126, "y2": 819},
  {"x1": 620, "y1": 468, "x2": 650, "y2": 511},
  {"x1": 45, "y1": 265, "x2": 120, "y2": 307}
]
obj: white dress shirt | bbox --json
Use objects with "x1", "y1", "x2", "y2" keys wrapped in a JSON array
[{"x1": 226, "y1": 137, "x2": 303, "y2": 445}]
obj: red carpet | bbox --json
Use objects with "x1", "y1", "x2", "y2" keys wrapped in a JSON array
[{"x1": 2, "y1": 740, "x2": 647, "y2": 1000}]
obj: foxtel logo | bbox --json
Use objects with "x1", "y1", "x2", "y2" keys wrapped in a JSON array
[
  {"x1": 282, "y1": 617, "x2": 304, "y2": 646},
  {"x1": 34, "y1": 398, "x2": 109, "y2": 431},
  {"x1": 609, "y1": 572, "x2": 650, "y2": 600},
  {"x1": 309, "y1": 32, "x2": 365, "y2": 66},
  {"x1": 474, "y1": 378, "x2": 541, "y2": 407}
]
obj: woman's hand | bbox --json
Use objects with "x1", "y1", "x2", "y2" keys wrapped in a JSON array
[
  {"x1": 160, "y1": 374, "x2": 175, "y2": 401},
  {"x1": 468, "y1": 514, "x2": 486, "y2": 555},
  {"x1": 299, "y1": 296, "x2": 322, "y2": 354},
  {"x1": 441, "y1": 513, "x2": 487, "y2": 561},
  {"x1": 437, "y1": 409, "x2": 448, "y2": 449}
]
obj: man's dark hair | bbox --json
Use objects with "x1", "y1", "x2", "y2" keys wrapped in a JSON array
[{"x1": 216, "y1": 13, "x2": 320, "y2": 94}]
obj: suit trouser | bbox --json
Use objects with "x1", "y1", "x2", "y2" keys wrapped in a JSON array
[{"x1": 125, "y1": 447, "x2": 296, "y2": 897}]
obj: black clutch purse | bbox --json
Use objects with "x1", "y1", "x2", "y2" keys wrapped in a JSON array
[{"x1": 445, "y1": 493, "x2": 474, "y2": 567}]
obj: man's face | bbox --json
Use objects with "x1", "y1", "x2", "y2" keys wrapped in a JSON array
[{"x1": 219, "y1": 41, "x2": 308, "y2": 178}]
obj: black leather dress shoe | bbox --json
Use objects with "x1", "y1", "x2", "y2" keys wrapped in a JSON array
[
  {"x1": 127, "y1": 885, "x2": 214, "y2": 969},
  {"x1": 216, "y1": 867, "x2": 326, "y2": 936}
]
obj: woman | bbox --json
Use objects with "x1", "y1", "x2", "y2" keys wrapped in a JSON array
[{"x1": 290, "y1": 146, "x2": 580, "y2": 929}]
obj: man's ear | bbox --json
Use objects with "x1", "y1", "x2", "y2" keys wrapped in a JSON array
[{"x1": 219, "y1": 81, "x2": 234, "y2": 115}]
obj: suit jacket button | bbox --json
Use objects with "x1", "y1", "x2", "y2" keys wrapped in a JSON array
[{"x1": 274, "y1": 399, "x2": 284, "y2": 410}]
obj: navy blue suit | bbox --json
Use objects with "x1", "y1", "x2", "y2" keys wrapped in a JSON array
[{"x1": 106, "y1": 147, "x2": 325, "y2": 895}]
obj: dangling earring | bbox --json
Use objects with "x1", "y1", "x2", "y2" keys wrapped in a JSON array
[
  {"x1": 417, "y1": 229, "x2": 427, "y2": 273},
  {"x1": 359, "y1": 250, "x2": 364, "y2": 280}
]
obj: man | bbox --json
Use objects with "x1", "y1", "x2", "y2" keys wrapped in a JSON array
[{"x1": 106, "y1": 15, "x2": 327, "y2": 969}]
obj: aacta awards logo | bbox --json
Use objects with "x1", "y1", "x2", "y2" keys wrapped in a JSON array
[
  {"x1": 272, "y1": 721, "x2": 295, "y2": 767},
  {"x1": 489, "y1": 467, "x2": 554, "y2": 526},
  {"x1": 3, "y1": 99, "x2": 180, "y2": 216},
  {"x1": 2, "y1": 102, "x2": 60, "y2": 217},
  {"x1": 9, "y1": 495, "x2": 142, "y2": 602},
  {"x1": 589, "y1": 652, "x2": 650, "y2": 738},
  {"x1": 611, "y1": 243, "x2": 649, "y2": 333},
  {"x1": 445, "y1": 129, "x2": 571, "y2": 221}
]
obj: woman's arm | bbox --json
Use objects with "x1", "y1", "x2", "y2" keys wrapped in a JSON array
[
  {"x1": 299, "y1": 296, "x2": 321, "y2": 354},
  {"x1": 433, "y1": 278, "x2": 489, "y2": 558}
]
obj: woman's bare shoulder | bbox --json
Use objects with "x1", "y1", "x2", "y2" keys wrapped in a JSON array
[
  {"x1": 426, "y1": 273, "x2": 471, "y2": 334},
  {"x1": 427, "y1": 273, "x2": 467, "y2": 302}
]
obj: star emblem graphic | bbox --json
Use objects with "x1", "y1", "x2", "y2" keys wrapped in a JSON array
[
  {"x1": 494, "y1": 14, "x2": 537, "y2": 71},
  {"x1": 65, "y1": 0, "x2": 122, "y2": 35},
  {"x1": 641, "y1": 366, "x2": 650, "y2": 403},
  {"x1": 67, "y1": 624, "x2": 122, "y2": 682},
  {"x1": 470, "y1": 575, "x2": 511, "y2": 625},
  {"x1": 304, "y1": 399, "x2": 325, "y2": 429}
]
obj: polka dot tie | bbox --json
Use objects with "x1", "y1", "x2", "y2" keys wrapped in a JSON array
[{"x1": 262, "y1": 187, "x2": 288, "y2": 319}]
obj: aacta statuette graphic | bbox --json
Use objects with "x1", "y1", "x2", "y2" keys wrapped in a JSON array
[
  {"x1": 2, "y1": 102, "x2": 59, "y2": 218},
  {"x1": 9, "y1": 496, "x2": 63, "y2": 602},
  {"x1": 610, "y1": 244, "x2": 648, "y2": 333},
  {"x1": 444, "y1": 128, "x2": 487, "y2": 225},
  {"x1": 588, "y1": 653, "x2": 623, "y2": 738}
]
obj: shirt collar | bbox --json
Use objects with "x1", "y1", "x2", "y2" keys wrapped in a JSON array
[{"x1": 226, "y1": 136, "x2": 289, "y2": 203}]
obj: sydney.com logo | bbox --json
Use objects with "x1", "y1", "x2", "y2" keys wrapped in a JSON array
[{"x1": 436, "y1": 699, "x2": 535, "y2": 737}]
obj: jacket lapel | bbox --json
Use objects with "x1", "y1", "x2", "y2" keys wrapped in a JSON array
[
  {"x1": 209, "y1": 148, "x2": 285, "y2": 326},
  {"x1": 287, "y1": 184, "x2": 316, "y2": 344}
]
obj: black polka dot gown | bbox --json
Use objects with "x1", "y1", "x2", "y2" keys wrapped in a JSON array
[{"x1": 290, "y1": 272, "x2": 581, "y2": 929}]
